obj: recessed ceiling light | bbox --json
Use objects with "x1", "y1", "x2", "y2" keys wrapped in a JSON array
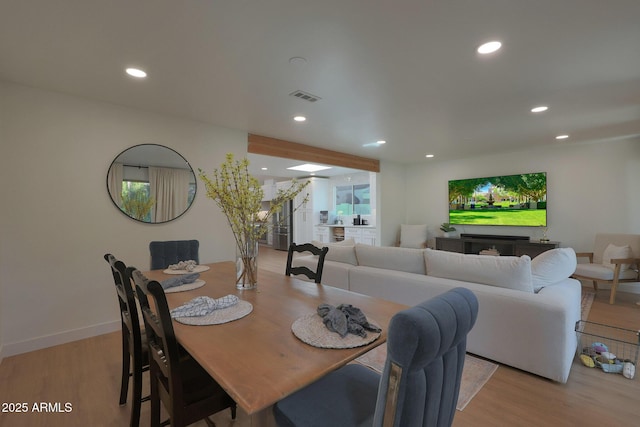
[
  {"x1": 376, "y1": 140, "x2": 386, "y2": 145},
  {"x1": 287, "y1": 163, "x2": 332, "y2": 173},
  {"x1": 425, "y1": 154, "x2": 434, "y2": 158},
  {"x1": 293, "y1": 116, "x2": 307, "y2": 122},
  {"x1": 477, "y1": 41, "x2": 502, "y2": 54},
  {"x1": 531, "y1": 106, "x2": 548, "y2": 113},
  {"x1": 555, "y1": 134, "x2": 569, "y2": 140},
  {"x1": 125, "y1": 67, "x2": 147, "y2": 78},
  {"x1": 261, "y1": 167, "x2": 268, "y2": 171}
]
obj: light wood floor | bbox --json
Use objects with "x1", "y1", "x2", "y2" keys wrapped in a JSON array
[{"x1": 0, "y1": 246, "x2": 638, "y2": 427}]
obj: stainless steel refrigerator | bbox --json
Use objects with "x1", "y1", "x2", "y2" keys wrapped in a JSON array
[{"x1": 272, "y1": 200, "x2": 293, "y2": 250}]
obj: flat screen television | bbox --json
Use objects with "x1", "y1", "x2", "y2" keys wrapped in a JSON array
[{"x1": 448, "y1": 172, "x2": 547, "y2": 227}]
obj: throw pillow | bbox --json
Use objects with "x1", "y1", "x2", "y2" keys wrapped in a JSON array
[
  {"x1": 531, "y1": 248, "x2": 577, "y2": 292},
  {"x1": 399, "y1": 224, "x2": 429, "y2": 248},
  {"x1": 602, "y1": 243, "x2": 631, "y2": 272},
  {"x1": 424, "y1": 249, "x2": 533, "y2": 293}
]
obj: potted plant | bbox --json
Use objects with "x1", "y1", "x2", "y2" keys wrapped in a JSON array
[
  {"x1": 440, "y1": 223, "x2": 457, "y2": 238},
  {"x1": 199, "y1": 154, "x2": 308, "y2": 289}
]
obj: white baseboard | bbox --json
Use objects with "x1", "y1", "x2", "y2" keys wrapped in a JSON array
[{"x1": 1, "y1": 320, "x2": 121, "y2": 359}]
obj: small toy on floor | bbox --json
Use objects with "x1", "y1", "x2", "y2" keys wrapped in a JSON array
[
  {"x1": 579, "y1": 343, "x2": 636, "y2": 379},
  {"x1": 623, "y1": 362, "x2": 635, "y2": 379}
]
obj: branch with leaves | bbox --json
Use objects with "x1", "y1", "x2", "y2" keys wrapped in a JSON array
[
  {"x1": 199, "y1": 153, "x2": 309, "y2": 286},
  {"x1": 121, "y1": 190, "x2": 155, "y2": 221}
]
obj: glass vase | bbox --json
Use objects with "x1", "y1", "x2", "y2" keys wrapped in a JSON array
[{"x1": 236, "y1": 240, "x2": 258, "y2": 290}]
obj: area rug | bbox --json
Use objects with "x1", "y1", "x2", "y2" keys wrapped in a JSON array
[
  {"x1": 353, "y1": 344, "x2": 498, "y2": 411},
  {"x1": 581, "y1": 290, "x2": 595, "y2": 320}
]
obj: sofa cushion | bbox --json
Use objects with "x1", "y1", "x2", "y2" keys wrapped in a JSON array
[
  {"x1": 311, "y1": 240, "x2": 358, "y2": 265},
  {"x1": 602, "y1": 243, "x2": 631, "y2": 272},
  {"x1": 399, "y1": 224, "x2": 428, "y2": 248},
  {"x1": 355, "y1": 244, "x2": 426, "y2": 275},
  {"x1": 531, "y1": 248, "x2": 577, "y2": 292},
  {"x1": 424, "y1": 249, "x2": 533, "y2": 293}
]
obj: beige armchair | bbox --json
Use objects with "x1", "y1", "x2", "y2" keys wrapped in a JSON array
[
  {"x1": 572, "y1": 233, "x2": 640, "y2": 304},
  {"x1": 397, "y1": 224, "x2": 429, "y2": 248}
]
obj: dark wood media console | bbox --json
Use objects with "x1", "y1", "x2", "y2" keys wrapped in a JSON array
[{"x1": 435, "y1": 234, "x2": 559, "y2": 258}]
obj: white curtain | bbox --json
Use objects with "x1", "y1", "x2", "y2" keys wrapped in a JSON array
[
  {"x1": 149, "y1": 167, "x2": 191, "y2": 222},
  {"x1": 107, "y1": 162, "x2": 123, "y2": 207}
]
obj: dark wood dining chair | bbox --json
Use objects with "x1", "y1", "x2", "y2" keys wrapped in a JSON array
[
  {"x1": 285, "y1": 242, "x2": 329, "y2": 284},
  {"x1": 130, "y1": 269, "x2": 237, "y2": 427},
  {"x1": 149, "y1": 240, "x2": 200, "y2": 270},
  {"x1": 273, "y1": 287, "x2": 479, "y2": 427},
  {"x1": 104, "y1": 254, "x2": 149, "y2": 427}
]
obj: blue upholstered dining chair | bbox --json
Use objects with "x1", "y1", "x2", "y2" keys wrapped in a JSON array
[
  {"x1": 149, "y1": 239, "x2": 199, "y2": 270},
  {"x1": 273, "y1": 287, "x2": 479, "y2": 427}
]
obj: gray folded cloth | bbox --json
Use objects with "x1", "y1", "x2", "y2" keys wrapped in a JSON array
[
  {"x1": 170, "y1": 295, "x2": 239, "y2": 318},
  {"x1": 317, "y1": 304, "x2": 348, "y2": 337},
  {"x1": 168, "y1": 260, "x2": 198, "y2": 271},
  {"x1": 317, "y1": 303, "x2": 381, "y2": 338},
  {"x1": 160, "y1": 272, "x2": 200, "y2": 290}
]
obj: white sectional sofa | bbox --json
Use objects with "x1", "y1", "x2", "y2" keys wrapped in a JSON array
[{"x1": 295, "y1": 242, "x2": 581, "y2": 383}]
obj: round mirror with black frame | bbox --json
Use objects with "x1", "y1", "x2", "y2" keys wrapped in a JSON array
[{"x1": 107, "y1": 144, "x2": 197, "y2": 223}]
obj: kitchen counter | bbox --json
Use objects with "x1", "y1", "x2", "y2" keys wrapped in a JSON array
[{"x1": 317, "y1": 224, "x2": 376, "y2": 228}]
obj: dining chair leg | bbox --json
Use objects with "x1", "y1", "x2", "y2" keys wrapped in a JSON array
[
  {"x1": 592, "y1": 280, "x2": 598, "y2": 292},
  {"x1": 130, "y1": 358, "x2": 143, "y2": 427},
  {"x1": 150, "y1": 375, "x2": 161, "y2": 427},
  {"x1": 119, "y1": 335, "x2": 130, "y2": 405},
  {"x1": 231, "y1": 404, "x2": 237, "y2": 420}
]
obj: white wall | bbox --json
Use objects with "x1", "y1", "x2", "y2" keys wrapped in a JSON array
[
  {"x1": 378, "y1": 161, "x2": 408, "y2": 246},
  {"x1": 403, "y1": 140, "x2": 640, "y2": 252},
  {"x1": 0, "y1": 82, "x2": 245, "y2": 357},
  {"x1": 0, "y1": 82, "x2": 4, "y2": 362}
]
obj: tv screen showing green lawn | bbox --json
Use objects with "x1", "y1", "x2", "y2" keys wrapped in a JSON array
[{"x1": 448, "y1": 172, "x2": 547, "y2": 227}]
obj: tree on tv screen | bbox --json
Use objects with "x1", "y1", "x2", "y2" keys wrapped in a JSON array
[{"x1": 449, "y1": 173, "x2": 546, "y2": 203}]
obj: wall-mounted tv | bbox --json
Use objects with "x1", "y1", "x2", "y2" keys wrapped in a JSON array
[{"x1": 448, "y1": 172, "x2": 547, "y2": 227}]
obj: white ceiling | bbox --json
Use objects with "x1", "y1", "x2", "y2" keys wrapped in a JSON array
[{"x1": 2, "y1": 0, "x2": 639, "y2": 170}]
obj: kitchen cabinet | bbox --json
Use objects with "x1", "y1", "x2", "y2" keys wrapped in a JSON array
[
  {"x1": 314, "y1": 226, "x2": 330, "y2": 243},
  {"x1": 315, "y1": 225, "x2": 377, "y2": 245},
  {"x1": 291, "y1": 178, "x2": 328, "y2": 244},
  {"x1": 261, "y1": 183, "x2": 275, "y2": 201},
  {"x1": 345, "y1": 227, "x2": 376, "y2": 245}
]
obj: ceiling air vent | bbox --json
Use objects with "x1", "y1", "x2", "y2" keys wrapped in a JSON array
[{"x1": 289, "y1": 90, "x2": 321, "y2": 103}]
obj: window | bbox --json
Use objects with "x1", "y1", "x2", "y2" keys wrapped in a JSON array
[
  {"x1": 121, "y1": 180, "x2": 153, "y2": 222},
  {"x1": 335, "y1": 184, "x2": 370, "y2": 215}
]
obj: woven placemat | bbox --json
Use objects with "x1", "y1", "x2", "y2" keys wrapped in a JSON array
[
  {"x1": 292, "y1": 313, "x2": 381, "y2": 349},
  {"x1": 173, "y1": 300, "x2": 253, "y2": 325},
  {"x1": 163, "y1": 265, "x2": 211, "y2": 275},
  {"x1": 164, "y1": 279, "x2": 206, "y2": 294}
]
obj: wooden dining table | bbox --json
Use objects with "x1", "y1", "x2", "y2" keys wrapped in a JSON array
[{"x1": 144, "y1": 261, "x2": 407, "y2": 425}]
